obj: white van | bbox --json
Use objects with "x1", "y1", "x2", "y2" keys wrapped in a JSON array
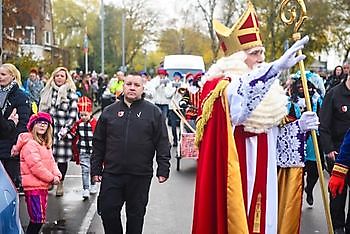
[{"x1": 163, "y1": 55, "x2": 205, "y2": 80}]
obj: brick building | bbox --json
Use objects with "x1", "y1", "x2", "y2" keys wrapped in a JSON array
[{"x1": 2, "y1": 0, "x2": 68, "y2": 66}]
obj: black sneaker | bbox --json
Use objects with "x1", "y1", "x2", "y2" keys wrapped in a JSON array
[
  {"x1": 305, "y1": 191, "x2": 313, "y2": 206},
  {"x1": 17, "y1": 186, "x2": 25, "y2": 196},
  {"x1": 334, "y1": 228, "x2": 345, "y2": 234}
]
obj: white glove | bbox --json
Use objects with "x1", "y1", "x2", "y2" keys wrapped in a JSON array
[
  {"x1": 298, "y1": 111, "x2": 319, "y2": 132},
  {"x1": 58, "y1": 127, "x2": 68, "y2": 140},
  {"x1": 273, "y1": 35, "x2": 309, "y2": 72}
]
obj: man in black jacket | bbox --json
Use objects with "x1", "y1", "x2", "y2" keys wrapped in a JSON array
[
  {"x1": 91, "y1": 74, "x2": 171, "y2": 234},
  {"x1": 320, "y1": 74, "x2": 350, "y2": 233}
]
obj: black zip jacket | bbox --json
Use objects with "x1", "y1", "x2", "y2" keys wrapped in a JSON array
[
  {"x1": 91, "y1": 97, "x2": 171, "y2": 178},
  {"x1": 320, "y1": 81, "x2": 350, "y2": 154}
]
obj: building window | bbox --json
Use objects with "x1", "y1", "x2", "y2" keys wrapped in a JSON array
[
  {"x1": 24, "y1": 26, "x2": 35, "y2": 44},
  {"x1": 8, "y1": 27, "x2": 14, "y2": 38},
  {"x1": 44, "y1": 31, "x2": 51, "y2": 45}
]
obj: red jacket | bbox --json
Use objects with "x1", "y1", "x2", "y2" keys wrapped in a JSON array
[{"x1": 70, "y1": 117, "x2": 97, "y2": 164}]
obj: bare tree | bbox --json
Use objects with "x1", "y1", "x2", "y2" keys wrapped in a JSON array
[
  {"x1": 331, "y1": 0, "x2": 350, "y2": 63},
  {"x1": 196, "y1": 0, "x2": 244, "y2": 62},
  {"x1": 122, "y1": 0, "x2": 159, "y2": 65}
]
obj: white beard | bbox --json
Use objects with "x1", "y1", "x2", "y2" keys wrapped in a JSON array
[{"x1": 203, "y1": 51, "x2": 288, "y2": 134}]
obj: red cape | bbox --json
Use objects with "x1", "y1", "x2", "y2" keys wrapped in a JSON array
[{"x1": 193, "y1": 77, "x2": 248, "y2": 234}]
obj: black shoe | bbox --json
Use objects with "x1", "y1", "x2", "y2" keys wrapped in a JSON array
[
  {"x1": 17, "y1": 186, "x2": 25, "y2": 196},
  {"x1": 304, "y1": 188, "x2": 313, "y2": 206},
  {"x1": 306, "y1": 193, "x2": 313, "y2": 206},
  {"x1": 334, "y1": 228, "x2": 345, "y2": 234}
]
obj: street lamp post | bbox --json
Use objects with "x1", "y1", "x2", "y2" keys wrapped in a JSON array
[
  {"x1": 83, "y1": 13, "x2": 88, "y2": 74},
  {"x1": 121, "y1": 12, "x2": 125, "y2": 72},
  {"x1": 100, "y1": 0, "x2": 105, "y2": 75},
  {"x1": 143, "y1": 49, "x2": 147, "y2": 72},
  {"x1": 0, "y1": 0, "x2": 3, "y2": 64}
]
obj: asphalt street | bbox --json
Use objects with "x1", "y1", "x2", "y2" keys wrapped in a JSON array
[{"x1": 19, "y1": 147, "x2": 333, "y2": 234}]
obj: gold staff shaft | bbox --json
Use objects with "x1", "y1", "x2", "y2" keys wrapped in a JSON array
[
  {"x1": 294, "y1": 34, "x2": 334, "y2": 234},
  {"x1": 280, "y1": 0, "x2": 333, "y2": 232}
]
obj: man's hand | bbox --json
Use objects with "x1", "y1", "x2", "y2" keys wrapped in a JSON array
[
  {"x1": 326, "y1": 151, "x2": 338, "y2": 161},
  {"x1": 92, "y1": 175, "x2": 102, "y2": 182},
  {"x1": 273, "y1": 35, "x2": 309, "y2": 72},
  {"x1": 158, "y1": 176, "x2": 168, "y2": 183},
  {"x1": 8, "y1": 108, "x2": 19, "y2": 125}
]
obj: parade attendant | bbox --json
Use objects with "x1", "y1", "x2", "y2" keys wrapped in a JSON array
[
  {"x1": 11, "y1": 112, "x2": 61, "y2": 234},
  {"x1": 185, "y1": 72, "x2": 202, "y2": 121},
  {"x1": 329, "y1": 130, "x2": 350, "y2": 198},
  {"x1": 192, "y1": 2, "x2": 318, "y2": 233},
  {"x1": 168, "y1": 72, "x2": 183, "y2": 146},
  {"x1": 67, "y1": 96, "x2": 98, "y2": 199},
  {"x1": 328, "y1": 130, "x2": 350, "y2": 234},
  {"x1": 92, "y1": 74, "x2": 171, "y2": 234},
  {"x1": 320, "y1": 65, "x2": 350, "y2": 233},
  {"x1": 149, "y1": 68, "x2": 175, "y2": 118},
  {"x1": 287, "y1": 71, "x2": 324, "y2": 206},
  {"x1": 39, "y1": 66, "x2": 78, "y2": 197}
]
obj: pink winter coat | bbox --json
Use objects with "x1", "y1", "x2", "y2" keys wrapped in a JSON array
[{"x1": 13, "y1": 132, "x2": 62, "y2": 191}]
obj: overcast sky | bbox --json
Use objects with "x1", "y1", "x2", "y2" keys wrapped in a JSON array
[{"x1": 104, "y1": 0, "x2": 190, "y2": 20}]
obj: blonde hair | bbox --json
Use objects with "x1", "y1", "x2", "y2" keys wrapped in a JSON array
[
  {"x1": 1, "y1": 63, "x2": 22, "y2": 86},
  {"x1": 31, "y1": 124, "x2": 53, "y2": 149},
  {"x1": 44, "y1": 66, "x2": 76, "y2": 91}
]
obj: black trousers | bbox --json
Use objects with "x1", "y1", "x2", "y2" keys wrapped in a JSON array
[
  {"x1": 304, "y1": 161, "x2": 319, "y2": 195},
  {"x1": 327, "y1": 158, "x2": 350, "y2": 231},
  {"x1": 97, "y1": 173, "x2": 152, "y2": 234}
]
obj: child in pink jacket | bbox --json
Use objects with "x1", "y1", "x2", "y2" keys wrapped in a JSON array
[{"x1": 12, "y1": 112, "x2": 62, "y2": 234}]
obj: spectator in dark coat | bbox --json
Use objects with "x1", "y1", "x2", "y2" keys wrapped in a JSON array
[
  {"x1": 0, "y1": 63, "x2": 30, "y2": 190},
  {"x1": 92, "y1": 74, "x2": 171, "y2": 234},
  {"x1": 325, "y1": 65, "x2": 345, "y2": 92},
  {"x1": 320, "y1": 73, "x2": 350, "y2": 233}
]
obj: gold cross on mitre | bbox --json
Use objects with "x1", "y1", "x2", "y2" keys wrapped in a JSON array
[{"x1": 213, "y1": 1, "x2": 263, "y2": 56}]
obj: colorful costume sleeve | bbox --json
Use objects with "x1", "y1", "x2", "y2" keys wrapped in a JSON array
[
  {"x1": 226, "y1": 63, "x2": 280, "y2": 125},
  {"x1": 333, "y1": 130, "x2": 350, "y2": 176},
  {"x1": 277, "y1": 121, "x2": 306, "y2": 167}
]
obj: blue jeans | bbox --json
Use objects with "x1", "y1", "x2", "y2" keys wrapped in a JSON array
[
  {"x1": 80, "y1": 152, "x2": 95, "y2": 189},
  {"x1": 155, "y1": 104, "x2": 169, "y2": 119},
  {"x1": 168, "y1": 110, "x2": 180, "y2": 144}
]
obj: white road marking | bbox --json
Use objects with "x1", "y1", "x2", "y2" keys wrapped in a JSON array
[{"x1": 78, "y1": 190, "x2": 99, "y2": 234}]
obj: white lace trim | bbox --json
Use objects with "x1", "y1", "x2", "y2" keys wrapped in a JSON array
[
  {"x1": 243, "y1": 80, "x2": 288, "y2": 133},
  {"x1": 277, "y1": 122, "x2": 305, "y2": 167}
]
